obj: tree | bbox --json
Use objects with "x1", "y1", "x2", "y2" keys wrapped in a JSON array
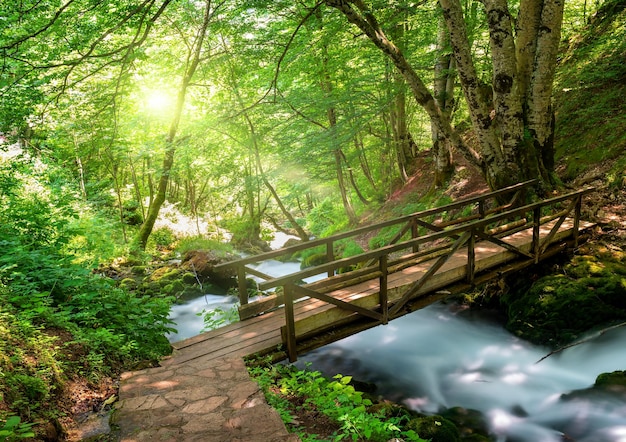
[
  {"x1": 133, "y1": 0, "x2": 218, "y2": 251},
  {"x1": 325, "y1": 0, "x2": 565, "y2": 193},
  {"x1": 431, "y1": 12, "x2": 456, "y2": 187}
]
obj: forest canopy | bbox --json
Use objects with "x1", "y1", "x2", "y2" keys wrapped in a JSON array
[{"x1": 0, "y1": 0, "x2": 604, "y2": 247}]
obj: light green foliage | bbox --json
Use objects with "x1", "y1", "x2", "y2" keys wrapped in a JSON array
[
  {"x1": 554, "y1": 0, "x2": 626, "y2": 182},
  {"x1": 248, "y1": 363, "x2": 425, "y2": 442},
  {"x1": 199, "y1": 304, "x2": 240, "y2": 332},
  {"x1": 0, "y1": 415, "x2": 35, "y2": 442},
  {"x1": 175, "y1": 236, "x2": 234, "y2": 256},
  {"x1": 369, "y1": 192, "x2": 453, "y2": 249}
]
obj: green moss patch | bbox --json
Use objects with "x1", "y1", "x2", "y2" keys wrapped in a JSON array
[{"x1": 503, "y1": 250, "x2": 626, "y2": 346}]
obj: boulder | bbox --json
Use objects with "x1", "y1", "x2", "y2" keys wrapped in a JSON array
[{"x1": 181, "y1": 250, "x2": 238, "y2": 284}]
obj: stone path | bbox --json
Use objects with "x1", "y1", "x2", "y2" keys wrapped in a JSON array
[{"x1": 114, "y1": 356, "x2": 300, "y2": 442}]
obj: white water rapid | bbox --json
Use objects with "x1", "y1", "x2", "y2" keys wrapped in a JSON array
[{"x1": 297, "y1": 303, "x2": 626, "y2": 442}]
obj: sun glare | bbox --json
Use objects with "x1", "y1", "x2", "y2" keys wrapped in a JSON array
[{"x1": 146, "y1": 91, "x2": 171, "y2": 112}]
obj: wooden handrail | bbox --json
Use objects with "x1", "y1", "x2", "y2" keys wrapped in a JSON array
[
  {"x1": 257, "y1": 186, "x2": 593, "y2": 291},
  {"x1": 278, "y1": 186, "x2": 594, "y2": 361},
  {"x1": 214, "y1": 179, "x2": 539, "y2": 271},
  {"x1": 215, "y1": 180, "x2": 545, "y2": 308}
]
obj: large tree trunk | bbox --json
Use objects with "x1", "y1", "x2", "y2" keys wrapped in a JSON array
[
  {"x1": 432, "y1": 13, "x2": 455, "y2": 187},
  {"x1": 326, "y1": 0, "x2": 563, "y2": 195}
]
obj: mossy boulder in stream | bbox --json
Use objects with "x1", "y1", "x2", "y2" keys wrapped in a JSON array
[
  {"x1": 181, "y1": 250, "x2": 238, "y2": 287},
  {"x1": 595, "y1": 370, "x2": 626, "y2": 394},
  {"x1": 561, "y1": 370, "x2": 626, "y2": 401},
  {"x1": 502, "y1": 248, "x2": 626, "y2": 346},
  {"x1": 407, "y1": 415, "x2": 460, "y2": 442}
]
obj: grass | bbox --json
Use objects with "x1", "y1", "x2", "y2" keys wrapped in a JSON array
[{"x1": 554, "y1": 0, "x2": 626, "y2": 182}]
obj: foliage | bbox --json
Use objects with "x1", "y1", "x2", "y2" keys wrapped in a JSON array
[
  {"x1": 369, "y1": 192, "x2": 453, "y2": 249},
  {"x1": 199, "y1": 304, "x2": 240, "y2": 332},
  {"x1": 175, "y1": 236, "x2": 234, "y2": 256},
  {"x1": 248, "y1": 363, "x2": 425, "y2": 442},
  {"x1": 0, "y1": 153, "x2": 175, "y2": 431},
  {"x1": 0, "y1": 415, "x2": 35, "y2": 442},
  {"x1": 554, "y1": 1, "x2": 626, "y2": 182}
]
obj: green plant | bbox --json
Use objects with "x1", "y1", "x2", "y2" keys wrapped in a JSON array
[
  {"x1": 0, "y1": 415, "x2": 35, "y2": 441},
  {"x1": 150, "y1": 227, "x2": 176, "y2": 248},
  {"x1": 199, "y1": 304, "x2": 240, "y2": 332},
  {"x1": 248, "y1": 363, "x2": 425, "y2": 442},
  {"x1": 175, "y1": 236, "x2": 234, "y2": 255}
]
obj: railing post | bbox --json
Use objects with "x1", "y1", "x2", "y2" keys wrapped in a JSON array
[
  {"x1": 573, "y1": 195, "x2": 582, "y2": 248},
  {"x1": 532, "y1": 207, "x2": 541, "y2": 263},
  {"x1": 379, "y1": 255, "x2": 388, "y2": 325},
  {"x1": 326, "y1": 241, "x2": 334, "y2": 278},
  {"x1": 237, "y1": 265, "x2": 249, "y2": 305},
  {"x1": 478, "y1": 200, "x2": 486, "y2": 219},
  {"x1": 467, "y1": 227, "x2": 475, "y2": 284},
  {"x1": 283, "y1": 284, "x2": 298, "y2": 362},
  {"x1": 411, "y1": 218, "x2": 419, "y2": 253}
]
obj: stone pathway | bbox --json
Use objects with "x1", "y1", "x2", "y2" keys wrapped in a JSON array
[{"x1": 114, "y1": 356, "x2": 300, "y2": 442}]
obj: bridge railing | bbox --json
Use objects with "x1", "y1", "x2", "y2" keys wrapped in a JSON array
[
  {"x1": 273, "y1": 186, "x2": 594, "y2": 361},
  {"x1": 215, "y1": 179, "x2": 539, "y2": 318}
]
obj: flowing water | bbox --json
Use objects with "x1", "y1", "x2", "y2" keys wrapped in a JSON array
[
  {"x1": 166, "y1": 248, "x2": 626, "y2": 441},
  {"x1": 296, "y1": 303, "x2": 626, "y2": 442}
]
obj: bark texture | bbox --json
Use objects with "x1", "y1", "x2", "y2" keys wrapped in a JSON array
[{"x1": 326, "y1": 0, "x2": 564, "y2": 194}]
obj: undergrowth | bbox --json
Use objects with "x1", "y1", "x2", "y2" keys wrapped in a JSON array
[
  {"x1": 0, "y1": 153, "x2": 175, "y2": 438},
  {"x1": 248, "y1": 362, "x2": 425, "y2": 442},
  {"x1": 554, "y1": 0, "x2": 626, "y2": 183}
]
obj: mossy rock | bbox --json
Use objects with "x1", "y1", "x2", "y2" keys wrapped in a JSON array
[
  {"x1": 149, "y1": 266, "x2": 180, "y2": 282},
  {"x1": 503, "y1": 264, "x2": 626, "y2": 346},
  {"x1": 182, "y1": 272, "x2": 197, "y2": 284},
  {"x1": 595, "y1": 370, "x2": 626, "y2": 387},
  {"x1": 119, "y1": 278, "x2": 137, "y2": 290},
  {"x1": 140, "y1": 281, "x2": 163, "y2": 297},
  {"x1": 562, "y1": 370, "x2": 626, "y2": 401},
  {"x1": 440, "y1": 407, "x2": 492, "y2": 440},
  {"x1": 131, "y1": 266, "x2": 147, "y2": 275},
  {"x1": 300, "y1": 252, "x2": 328, "y2": 269},
  {"x1": 180, "y1": 286, "x2": 204, "y2": 299},
  {"x1": 407, "y1": 415, "x2": 460, "y2": 442},
  {"x1": 594, "y1": 370, "x2": 626, "y2": 395},
  {"x1": 162, "y1": 281, "x2": 185, "y2": 295}
]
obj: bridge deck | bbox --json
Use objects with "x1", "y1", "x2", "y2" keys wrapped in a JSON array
[{"x1": 162, "y1": 218, "x2": 594, "y2": 367}]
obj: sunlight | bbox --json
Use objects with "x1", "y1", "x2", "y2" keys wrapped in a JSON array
[{"x1": 146, "y1": 91, "x2": 172, "y2": 112}]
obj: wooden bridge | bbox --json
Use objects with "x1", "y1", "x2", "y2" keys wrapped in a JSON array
[{"x1": 164, "y1": 181, "x2": 595, "y2": 367}]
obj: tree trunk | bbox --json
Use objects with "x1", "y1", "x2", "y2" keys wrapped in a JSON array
[
  {"x1": 432, "y1": 13, "x2": 455, "y2": 187},
  {"x1": 326, "y1": 0, "x2": 563, "y2": 195},
  {"x1": 132, "y1": 0, "x2": 212, "y2": 251}
]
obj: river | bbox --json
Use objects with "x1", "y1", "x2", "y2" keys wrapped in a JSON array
[{"x1": 167, "y1": 257, "x2": 626, "y2": 441}]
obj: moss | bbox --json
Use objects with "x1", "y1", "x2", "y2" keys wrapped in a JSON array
[
  {"x1": 118, "y1": 278, "x2": 137, "y2": 290},
  {"x1": 595, "y1": 370, "x2": 626, "y2": 388},
  {"x1": 181, "y1": 272, "x2": 197, "y2": 284},
  {"x1": 502, "y1": 247, "x2": 626, "y2": 346},
  {"x1": 130, "y1": 266, "x2": 147, "y2": 276},
  {"x1": 300, "y1": 252, "x2": 328, "y2": 269},
  {"x1": 407, "y1": 415, "x2": 460, "y2": 442},
  {"x1": 441, "y1": 407, "x2": 491, "y2": 441}
]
